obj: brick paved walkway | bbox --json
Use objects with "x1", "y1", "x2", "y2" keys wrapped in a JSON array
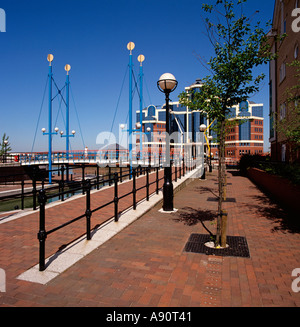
[{"x1": 0, "y1": 169, "x2": 299, "y2": 307}]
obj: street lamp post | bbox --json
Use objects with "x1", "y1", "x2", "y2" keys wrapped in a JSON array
[
  {"x1": 146, "y1": 126, "x2": 151, "y2": 166},
  {"x1": 42, "y1": 54, "x2": 60, "y2": 184},
  {"x1": 157, "y1": 73, "x2": 178, "y2": 212},
  {"x1": 199, "y1": 124, "x2": 207, "y2": 180},
  {"x1": 208, "y1": 135, "x2": 213, "y2": 172},
  {"x1": 127, "y1": 42, "x2": 135, "y2": 175},
  {"x1": 59, "y1": 64, "x2": 75, "y2": 180},
  {"x1": 138, "y1": 54, "x2": 145, "y2": 156}
]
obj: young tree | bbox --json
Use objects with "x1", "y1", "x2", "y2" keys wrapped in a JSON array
[
  {"x1": 0, "y1": 133, "x2": 12, "y2": 156},
  {"x1": 180, "y1": 0, "x2": 275, "y2": 248}
]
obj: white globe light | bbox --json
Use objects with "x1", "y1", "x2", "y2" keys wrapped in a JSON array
[
  {"x1": 158, "y1": 73, "x2": 177, "y2": 92},
  {"x1": 136, "y1": 122, "x2": 141, "y2": 129},
  {"x1": 72, "y1": 130, "x2": 76, "y2": 135},
  {"x1": 54, "y1": 127, "x2": 59, "y2": 132},
  {"x1": 42, "y1": 128, "x2": 46, "y2": 133},
  {"x1": 199, "y1": 124, "x2": 207, "y2": 132}
]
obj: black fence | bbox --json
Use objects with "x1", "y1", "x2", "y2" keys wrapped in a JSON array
[
  {"x1": 37, "y1": 159, "x2": 198, "y2": 271},
  {"x1": 0, "y1": 164, "x2": 132, "y2": 212},
  {"x1": 1, "y1": 157, "x2": 200, "y2": 271}
]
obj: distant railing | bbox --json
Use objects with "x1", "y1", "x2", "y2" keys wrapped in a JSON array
[
  {"x1": 0, "y1": 164, "x2": 135, "y2": 211},
  {"x1": 17, "y1": 148, "x2": 186, "y2": 166},
  {"x1": 0, "y1": 154, "x2": 19, "y2": 164}
]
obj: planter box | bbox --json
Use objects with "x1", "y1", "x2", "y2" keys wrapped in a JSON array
[{"x1": 247, "y1": 167, "x2": 300, "y2": 215}]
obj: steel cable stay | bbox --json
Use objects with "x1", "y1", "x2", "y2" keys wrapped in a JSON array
[
  {"x1": 109, "y1": 65, "x2": 129, "y2": 140},
  {"x1": 54, "y1": 86, "x2": 66, "y2": 132},
  {"x1": 131, "y1": 69, "x2": 140, "y2": 103},
  {"x1": 144, "y1": 76, "x2": 153, "y2": 107},
  {"x1": 70, "y1": 85, "x2": 86, "y2": 149},
  {"x1": 31, "y1": 76, "x2": 49, "y2": 153},
  {"x1": 51, "y1": 77, "x2": 66, "y2": 105}
]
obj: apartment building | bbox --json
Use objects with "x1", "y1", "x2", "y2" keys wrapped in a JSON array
[{"x1": 268, "y1": 0, "x2": 300, "y2": 162}]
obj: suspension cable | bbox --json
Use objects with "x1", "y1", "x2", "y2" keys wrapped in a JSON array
[
  {"x1": 70, "y1": 85, "x2": 86, "y2": 149},
  {"x1": 31, "y1": 76, "x2": 48, "y2": 153}
]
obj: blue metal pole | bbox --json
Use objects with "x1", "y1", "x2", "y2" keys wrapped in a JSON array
[
  {"x1": 48, "y1": 63, "x2": 53, "y2": 184},
  {"x1": 139, "y1": 61, "x2": 143, "y2": 156},
  {"x1": 66, "y1": 72, "x2": 70, "y2": 159},
  {"x1": 129, "y1": 49, "x2": 133, "y2": 173}
]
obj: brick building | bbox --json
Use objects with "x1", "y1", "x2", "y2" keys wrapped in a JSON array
[
  {"x1": 136, "y1": 80, "x2": 264, "y2": 162},
  {"x1": 268, "y1": 0, "x2": 300, "y2": 162},
  {"x1": 209, "y1": 100, "x2": 265, "y2": 160}
]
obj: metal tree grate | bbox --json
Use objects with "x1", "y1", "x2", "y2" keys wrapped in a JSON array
[{"x1": 184, "y1": 234, "x2": 250, "y2": 258}]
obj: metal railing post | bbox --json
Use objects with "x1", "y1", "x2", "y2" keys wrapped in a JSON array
[
  {"x1": 21, "y1": 180, "x2": 25, "y2": 210},
  {"x1": 120, "y1": 167, "x2": 123, "y2": 183},
  {"x1": 179, "y1": 160, "x2": 181, "y2": 179},
  {"x1": 109, "y1": 167, "x2": 112, "y2": 186},
  {"x1": 85, "y1": 180, "x2": 91, "y2": 240},
  {"x1": 61, "y1": 165, "x2": 65, "y2": 202},
  {"x1": 82, "y1": 164, "x2": 85, "y2": 195},
  {"x1": 32, "y1": 170, "x2": 37, "y2": 211},
  {"x1": 156, "y1": 166, "x2": 159, "y2": 194},
  {"x1": 132, "y1": 168, "x2": 137, "y2": 210},
  {"x1": 37, "y1": 189, "x2": 47, "y2": 271},
  {"x1": 146, "y1": 167, "x2": 149, "y2": 201},
  {"x1": 114, "y1": 173, "x2": 119, "y2": 222},
  {"x1": 96, "y1": 165, "x2": 100, "y2": 190}
]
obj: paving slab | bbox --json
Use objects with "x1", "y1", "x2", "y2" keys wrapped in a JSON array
[{"x1": 1, "y1": 168, "x2": 300, "y2": 308}]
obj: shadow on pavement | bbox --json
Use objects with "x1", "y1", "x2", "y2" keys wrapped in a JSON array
[{"x1": 173, "y1": 206, "x2": 216, "y2": 237}]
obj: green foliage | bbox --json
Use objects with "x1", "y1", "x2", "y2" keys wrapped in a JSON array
[
  {"x1": 179, "y1": 0, "x2": 275, "y2": 120},
  {"x1": 238, "y1": 153, "x2": 270, "y2": 175},
  {"x1": 0, "y1": 133, "x2": 11, "y2": 156},
  {"x1": 179, "y1": 0, "x2": 275, "y2": 247},
  {"x1": 239, "y1": 154, "x2": 300, "y2": 185}
]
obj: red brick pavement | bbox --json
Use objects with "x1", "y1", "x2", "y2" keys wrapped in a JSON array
[{"x1": 0, "y1": 169, "x2": 300, "y2": 307}]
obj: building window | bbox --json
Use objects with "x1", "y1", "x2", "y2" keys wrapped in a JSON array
[
  {"x1": 280, "y1": 103, "x2": 287, "y2": 120},
  {"x1": 279, "y1": 61, "x2": 286, "y2": 82},
  {"x1": 295, "y1": 44, "x2": 299, "y2": 59},
  {"x1": 281, "y1": 144, "x2": 286, "y2": 162}
]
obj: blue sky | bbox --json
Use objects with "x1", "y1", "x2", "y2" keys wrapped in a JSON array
[{"x1": 0, "y1": 0, "x2": 275, "y2": 153}]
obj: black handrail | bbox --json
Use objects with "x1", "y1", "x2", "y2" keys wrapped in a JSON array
[
  {"x1": 36, "y1": 159, "x2": 198, "y2": 271},
  {"x1": 0, "y1": 164, "x2": 133, "y2": 212}
]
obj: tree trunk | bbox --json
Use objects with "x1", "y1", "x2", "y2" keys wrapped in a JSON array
[{"x1": 216, "y1": 118, "x2": 227, "y2": 248}]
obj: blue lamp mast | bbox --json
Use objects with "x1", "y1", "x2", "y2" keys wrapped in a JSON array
[
  {"x1": 42, "y1": 54, "x2": 59, "y2": 184},
  {"x1": 127, "y1": 42, "x2": 135, "y2": 172},
  {"x1": 66, "y1": 68, "x2": 70, "y2": 156},
  {"x1": 138, "y1": 54, "x2": 145, "y2": 155},
  {"x1": 60, "y1": 64, "x2": 75, "y2": 167},
  {"x1": 48, "y1": 57, "x2": 53, "y2": 182}
]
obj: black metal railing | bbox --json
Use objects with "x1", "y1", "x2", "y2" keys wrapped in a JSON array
[
  {"x1": 0, "y1": 164, "x2": 129, "y2": 212},
  {"x1": 37, "y1": 159, "x2": 199, "y2": 271}
]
